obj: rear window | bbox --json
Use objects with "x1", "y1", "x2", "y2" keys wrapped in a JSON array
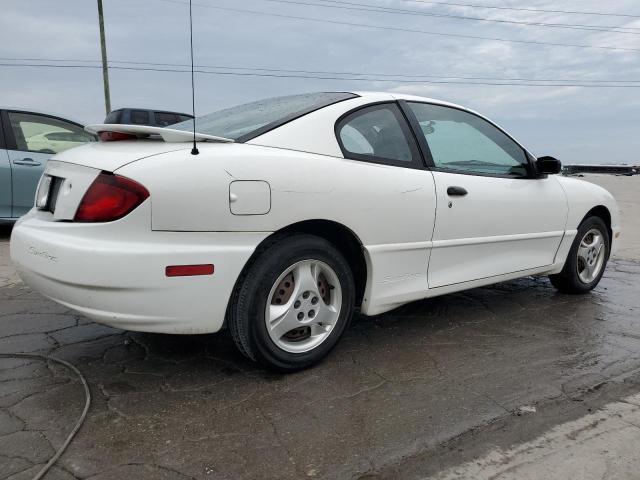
[
  {"x1": 171, "y1": 92, "x2": 357, "y2": 142},
  {"x1": 130, "y1": 110, "x2": 149, "y2": 125}
]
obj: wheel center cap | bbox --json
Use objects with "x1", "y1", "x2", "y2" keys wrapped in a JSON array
[{"x1": 294, "y1": 291, "x2": 320, "y2": 322}]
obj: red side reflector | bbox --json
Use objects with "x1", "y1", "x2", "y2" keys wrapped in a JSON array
[
  {"x1": 98, "y1": 131, "x2": 138, "y2": 142},
  {"x1": 165, "y1": 264, "x2": 215, "y2": 277}
]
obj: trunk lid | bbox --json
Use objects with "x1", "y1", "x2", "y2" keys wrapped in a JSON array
[
  {"x1": 34, "y1": 140, "x2": 186, "y2": 221},
  {"x1": 31, "y1": 125, "x2": 234, "y2": 221},
  {"x1": 52, "y1": 140, "x2": 190, "y2": 172}
]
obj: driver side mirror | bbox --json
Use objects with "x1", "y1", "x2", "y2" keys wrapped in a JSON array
[{"x1": 536, "y1": 156, "x2": 562, "y2": 175}]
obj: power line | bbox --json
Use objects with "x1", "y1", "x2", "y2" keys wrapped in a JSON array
[
  {"x1": 401, "y1": 0, "x2": 640, "y2": 19},
  {"x1": 266, "y1": 0, "x2": 640, "y2": 35},
  {"x1": 2, "y1": 62, "x2": 640, "y2": 88},
  {"x1": 152, "y1": 0, "x2": 640, "y2": 53},
  {"x1": 2, "y1": 57, "x2": 639, "y2": 84}
]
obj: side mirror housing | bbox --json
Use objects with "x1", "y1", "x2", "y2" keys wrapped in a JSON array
[{"x1": 536, "y1": 156, "x2": 562, "y2": 175}]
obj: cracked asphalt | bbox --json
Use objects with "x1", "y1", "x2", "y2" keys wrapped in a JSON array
[{"x1": 1, "y1": 174, "x2": 639, "y2": 480}]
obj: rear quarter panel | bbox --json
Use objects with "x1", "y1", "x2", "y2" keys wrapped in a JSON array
[
  {"x1": 117, "y1": 143, "x2": 435, "y2": 246},
  {"x1": 117, "y1": 143, "x2": 437, "y2": 314}
]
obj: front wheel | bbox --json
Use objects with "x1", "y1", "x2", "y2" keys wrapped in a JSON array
[
  {"x1": 549, "y1": 216, "x2": 610, "y2": 294},
  {"x1": 228, "y1": 234, "x2": 355, "y2": 372}
]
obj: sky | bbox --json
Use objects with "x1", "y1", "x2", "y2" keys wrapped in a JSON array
[{"x1": 1, "y1": 0, "x2": 639, "y2": 164}]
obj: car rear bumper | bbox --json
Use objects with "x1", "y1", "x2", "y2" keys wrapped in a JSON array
[{"x1": 9, "y1": 204, "x2": 268, "y2": 333}]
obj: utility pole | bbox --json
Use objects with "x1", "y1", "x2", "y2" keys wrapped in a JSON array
[{"x1": 97, "y1": 0, "x2": 111, "y2": 115}]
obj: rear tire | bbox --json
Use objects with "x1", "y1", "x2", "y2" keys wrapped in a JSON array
[
  {"x1": 228, "y1": 234, "x2": 355, "y2": 372},
  {"x1": 549, "y1": 216, "x2": 610, "y2": 294}
]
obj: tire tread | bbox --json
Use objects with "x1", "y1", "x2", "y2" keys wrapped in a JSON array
[{"x1": 227, "y1": 232, "x2": 294, "y2": 361}]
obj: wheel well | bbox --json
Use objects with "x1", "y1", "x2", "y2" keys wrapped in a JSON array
[
  {"x1": 261, "y1": 220, "x2": 367, "y2": 306},
  {"x1": 584, "y1": 205, "x2": 612, "y2": 239}
]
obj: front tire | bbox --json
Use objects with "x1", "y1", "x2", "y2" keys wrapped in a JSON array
[
  {"x1": 549, "y1": 216, "x2": 610, "y2": 294},
  {"x1": 228, "y1": 234, "x2": 355, "y2": 372}
]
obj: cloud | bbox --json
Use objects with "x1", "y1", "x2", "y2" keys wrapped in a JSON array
[{"x1": 0, "y1": 0, "x2": 638, "y2": 163}]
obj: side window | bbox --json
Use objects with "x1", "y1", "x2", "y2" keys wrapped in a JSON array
[
  {"x1": 154, "y1": 111, "x2": 180, "y2": 126},
  {"x1": 7, "y1": 112, "x2": 95, "y2": 154},
  {"x1": 130, "y1": 110, "x2": 150, "y2": 125},
  {"x1": 407, "y1": 102, "x2": 529, "y2": 177},
  {"x1": 337, "y1": 103, "x2": 419, "y2": 166}
]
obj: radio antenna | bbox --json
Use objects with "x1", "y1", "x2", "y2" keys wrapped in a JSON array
[{"x1": 188, "y1": 0, "x2": 199, "y2": 155}]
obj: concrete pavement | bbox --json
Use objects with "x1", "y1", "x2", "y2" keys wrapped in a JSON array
[{"x1": 432, "y1": 393, "x2": 640, "y2": 480}]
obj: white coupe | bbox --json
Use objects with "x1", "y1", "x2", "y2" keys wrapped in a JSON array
[{"x1": 10, "y1": 92, "x2": 620, "y2": 371}]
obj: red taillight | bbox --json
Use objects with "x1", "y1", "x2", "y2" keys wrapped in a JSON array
[
  {"x1": 74, "y1": 173, "x2": 149, "y2": 222},
  {"x1": 98, "y1": 131, "x2": 137, "y2": 142},
  {"x1": 165, "y1": 264, "x2": 215, "y2": 277}
]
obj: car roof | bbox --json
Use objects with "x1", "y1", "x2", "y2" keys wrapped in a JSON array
[
  {"x1": 348, "y1": 91, "x2": 501, "y2": 133},
  {"x1": 247, "y1": 90, "x2": 532, "y2": 159},
  {"x1": 350, "y1": 91, "x2": 468, "y2": 111}
]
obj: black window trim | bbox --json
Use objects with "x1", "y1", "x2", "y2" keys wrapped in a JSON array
[
  {"x1": 155, "y1": 109, "x2": 192, "y2": 118},
  {"x1": 398, "y1": 99, "x2": 538, "y2": 180},
  {"x1": 1, "y1": 110, "x2": 92, "y2": 152},
  {"x1": 334, "y1": 100, "x2": 427, "y2": 171},
  {"x1": 0, "y1": 110, "x2": 6, "y2": 150}
]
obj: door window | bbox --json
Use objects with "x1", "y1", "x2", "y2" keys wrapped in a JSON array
[
  {"x1": 337, "y1": 103, "x2": 420, "y2": 166},
  {"x1": 407, "y1": 102, "x2": 529, "y2": 177},
  {"x1": 8, "y1": 112, "x2": 94, "y2": 154},
  {"x1": 130, "y1": 110, "x2": 150, "y2": 125}
]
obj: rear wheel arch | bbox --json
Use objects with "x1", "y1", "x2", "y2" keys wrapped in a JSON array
[
  {"x1": 279, "y1": 220, "x2": 366, "y2": 306},
  {"x1": 230, "y1": 219, "x2": 367, "y2": 312}
]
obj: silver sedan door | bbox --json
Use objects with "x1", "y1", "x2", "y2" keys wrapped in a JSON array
[
  {"x1": 3, "y1": 111, "x2": 94, "y2": 217},
  {"x1": 0, "y1": 114, "x2": 11, "y2": 219}
]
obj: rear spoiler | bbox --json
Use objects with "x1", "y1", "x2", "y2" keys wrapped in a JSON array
[{"x1": 86, "y1": 124, "x2": 234, "y2": 143}]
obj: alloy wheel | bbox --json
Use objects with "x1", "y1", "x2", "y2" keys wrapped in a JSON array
[
  {"x1": 576, "y1": 228, "x2": 606, "y2": 284},
  {"x1": 265, "y1": 259, "x2": 342, "y2": 353}
]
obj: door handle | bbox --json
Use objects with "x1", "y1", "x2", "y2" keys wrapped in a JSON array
[
  {"x1": 13, "y1": 158, "x2": 42, "y2": 166},
  {"x1": 447, "y1": 186, "x2": 468, "y2": 196}
]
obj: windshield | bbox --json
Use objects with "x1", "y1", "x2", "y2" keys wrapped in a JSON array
[{"x1": 171, "y1": 92, "x2": 357, "y2": 142}]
